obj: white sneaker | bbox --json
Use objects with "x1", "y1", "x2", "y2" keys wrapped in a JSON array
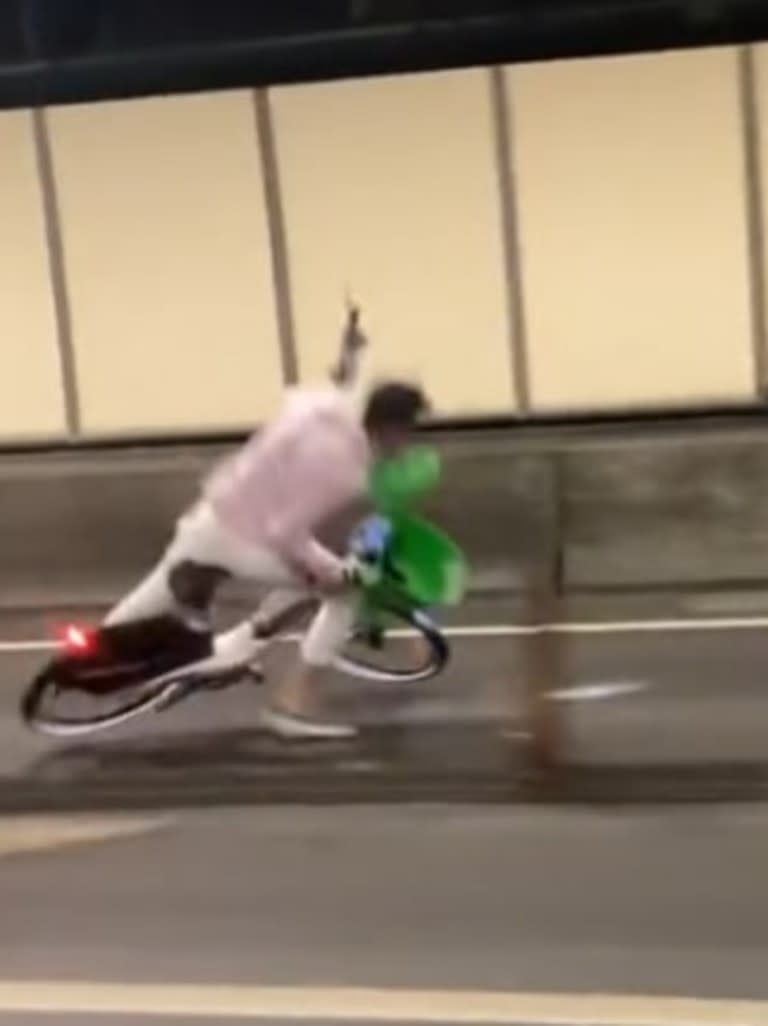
[{"x1": 261, "y1": 706, "x2": 357, "y2": 741}]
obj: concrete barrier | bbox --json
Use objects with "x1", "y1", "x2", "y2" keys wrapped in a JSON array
[
  {"x1": 0, "y1": 446, "x2": 211, "y2": 608},
  {"x1": 0, "y1": 434, "x2": 553, "y2": 610},
  {"x1": 2, "y1": 423, "x2": 768, "y2": 611},
  {"x1": 564, "y1": 433, "x2": 768, "y2": 589}
]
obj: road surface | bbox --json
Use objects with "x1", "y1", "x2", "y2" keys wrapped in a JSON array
[
  {"x1": 3, "y1": 595, "x2": 768, "y2": 794},
  {"x1": 0, "y1": 804, "x2": 767, "y2": 1023},
  {"x1": 0, "y1": 593, "x2": 768, "y2": 809}
]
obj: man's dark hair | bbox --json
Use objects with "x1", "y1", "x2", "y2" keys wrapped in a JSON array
[{"x1": 363, "y1": 381, "x2": 430, "y2": 432}]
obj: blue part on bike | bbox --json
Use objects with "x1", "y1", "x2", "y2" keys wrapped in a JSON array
[{"x1": 350, "y1": 514, "x2": 393, "y2": 561}]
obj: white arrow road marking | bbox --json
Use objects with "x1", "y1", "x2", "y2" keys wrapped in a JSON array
[{"x1": 551, "y1": 680, "x2": 650, "y2": 701}]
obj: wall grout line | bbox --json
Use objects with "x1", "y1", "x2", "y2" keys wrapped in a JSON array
[
  {"x1": 31, "y1": 107, "x2": 80, "y2": 435},
  {"x1": 489, "y1": 65, "x2": 531, "y2": 414},
  {"x1": 738, "y1": 45, "x2": 768, "y2": 397},
  {"x1": 252, "y1": 89, "x2": 299, "y2": 386}
]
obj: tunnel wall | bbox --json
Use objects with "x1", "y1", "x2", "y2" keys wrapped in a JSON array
[{"x1": 0, "y1": 45, "x2": 767, "y2": 439}]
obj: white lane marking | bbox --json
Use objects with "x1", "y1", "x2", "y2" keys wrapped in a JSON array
[
  {"x1": 0, "y1": 640, "x2": 58, "y2": 652},
  {"x1": 550, "y1": 681, "x2": 649, "y2": 701},
  {"x1": 0, "y1": 983, "x2": 764, "y2": 1024},
  {"x1": 0, "y1": 815, "x2": 169, "y2": 859},
  {"x1": 418, "y1": 617, "x2": 768, "y2": 636},
  {"x1": 4, "y1": 613, "x2": 768, "y2": 654}
]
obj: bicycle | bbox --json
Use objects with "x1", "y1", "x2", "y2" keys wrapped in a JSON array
[{"x1": 21, "y1": 446, "x2": 468, "y2": 738}]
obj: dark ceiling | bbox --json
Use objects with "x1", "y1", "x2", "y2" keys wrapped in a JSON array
[{"x1": 1, "y1": 0, "x2": 767, "y2": 108}]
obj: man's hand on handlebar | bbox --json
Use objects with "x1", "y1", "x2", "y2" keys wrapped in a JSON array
[
  {"x1": 342, "y1": 554, "x2": 381, "y2": 589},
  {"x1": 314, "y1": 555, "x2": 380, "y2": 596},
  {"x1": 291, "y1": 545, "x2": 380, "y2": 597}
]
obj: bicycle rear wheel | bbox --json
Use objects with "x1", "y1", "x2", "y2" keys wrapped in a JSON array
[
  {"x1": 335, "y1": 605, "x2": 449, "y2": 683},
  {"x1": 21, "y1": 660, "x2": 183, "y2": 737},
  {"x1": 21, "y1": 615, "x2": 212, "y2": 737}
]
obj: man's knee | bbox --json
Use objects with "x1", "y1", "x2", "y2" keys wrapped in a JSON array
[{"x1": 168, "y1": 561, "x2": 229, "y2": 611}]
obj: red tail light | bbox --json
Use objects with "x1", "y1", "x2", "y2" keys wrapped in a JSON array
[{"x1": 58, "y1": 624, "x2": 96, "y2": 656}]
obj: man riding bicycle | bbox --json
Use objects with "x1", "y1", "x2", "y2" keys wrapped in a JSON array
[{"x1": 105, "y1": 308, "x2": 431, "y2": 739}]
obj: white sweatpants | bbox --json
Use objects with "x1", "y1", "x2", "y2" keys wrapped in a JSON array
[{"x1": 104, "y1": 502, "x2": 355, "y2": 667}]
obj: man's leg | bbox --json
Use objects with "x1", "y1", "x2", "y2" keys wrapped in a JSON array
[
  {"x1": 105, "y1": 505, "x2": 234, "y2": 629},
  {"x1": 262, "y1": 593, "x2": 358, "y2": 739},
  {"x1": 104, "y1": 558, "x2": 177, "y2": 627}
]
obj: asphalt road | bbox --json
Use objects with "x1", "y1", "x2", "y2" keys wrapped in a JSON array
[
  {"x1": 0, "y1": 803, "x2": 768, "y2": 1024},
  {"x1": 0, "y1": 591, "x2": 768, "y2": 812},
  {"x1": 4, "y1": 598, "x2": 768, "y2": 777}
]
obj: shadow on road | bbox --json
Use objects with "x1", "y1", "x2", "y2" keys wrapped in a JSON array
[
  {"x1": 14, "y1": 721, "x2": 768, "y2": 811},
  {"x1": 22, "y1": 721, "x2": 514, "y2": 785}
]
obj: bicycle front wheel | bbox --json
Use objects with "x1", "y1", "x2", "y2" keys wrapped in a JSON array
[{"x1": 334, "y1": 605, "x2": 449, "y2": 683}]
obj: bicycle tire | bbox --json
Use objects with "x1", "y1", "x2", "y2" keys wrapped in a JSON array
[
  {"x1": 21, "y1": 658, "x2": 186, "y2": 737},
  {"x1": 335, "y1": 605, "x2": 449, "y2": 683}
]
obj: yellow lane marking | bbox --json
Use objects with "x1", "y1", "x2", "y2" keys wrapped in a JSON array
[
  {"x1": 0, "y1": 985, "x2": 763, "y2": 1023},
  {"x1": 0, "y1": 814, "x2": 170, "y2": 858}
]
